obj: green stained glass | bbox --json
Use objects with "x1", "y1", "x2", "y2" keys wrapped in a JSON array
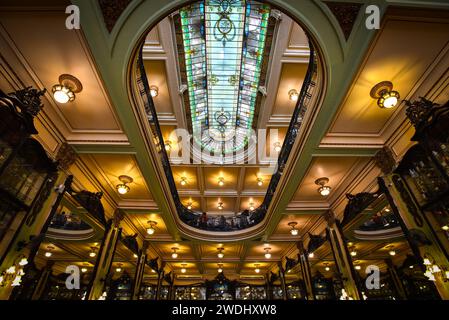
[{"x1": 180, "y1": 0, "x2": 270, "y2": 155}]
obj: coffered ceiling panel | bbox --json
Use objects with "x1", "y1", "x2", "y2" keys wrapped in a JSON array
[
  {"x1": 292, "y1": 156, "x2": 363, "y2": 201},
  {"x1": 80, "y1": 154, "x2": 152, "y2": 200},
  {"x1": 0, "y1": 11, "x2": 122, "y2": 132},
  {"x1": 272, "y1": 63, "x2": 308, "y2": 117},
  {"x1": 144, "y1": 60, "x2": 174, "y2": 117},
  {"x1": 329, "y1": 18, "x2": 449, "y2": 135}
]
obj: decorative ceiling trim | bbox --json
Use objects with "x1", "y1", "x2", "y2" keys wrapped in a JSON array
[
  {"x1": 98, "y1": 0, "x2": 132, "y2": 33},
  {"x1": 323, "y1": 1, "x2": 362, "y2": 40}
]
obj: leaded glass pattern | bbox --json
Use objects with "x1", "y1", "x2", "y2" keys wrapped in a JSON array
[{"x1": 180, "y1": 0, "x2": 270, "y2": 155}]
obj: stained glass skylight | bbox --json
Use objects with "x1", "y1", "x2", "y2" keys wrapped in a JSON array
[{"x1": 180, "y1": 0, "x2": 270, "y2": 155}]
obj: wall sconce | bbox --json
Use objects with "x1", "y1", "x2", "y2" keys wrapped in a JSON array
[
  {"x1": 218, "y1": 177, "x2": 225, "y2": 186},
  {"x1": 288, "y1": 89, "x2": 299, "y2": 102},
  {"x1": 288, "y1": 222, "x2": 299, "y2": 236},
  {"x1": 370, "y1": 81, "x2": 400, "y2": 109},
  {"x1": 180, "y1": 176, "x2": 187, "y2": 186},
  {"x1": 0, "y1": 255, "x2": 28, "y2": 288},
  {"x1": 264, "y1": 247, "x2": 272, "y2": 259},
  {"x1": 273, "y1": 141, "x2": 282, "y2": 152},
  {"x1": 217, "y1": 201, "x2": 224, "y2": 210},
  {"x1": 217, "y1": 248, "x2": 224, "y2": 259},
  {"x1": 116, "y1": 175, "x2": 133, "y2": 195},
  {"x1": 217, "y1": 264, "x2": 223, "y2": 273},
  {"x1": 181, "y1": 263, "x2": 187, "y2": 274},
  {"x1": 254, "y1": 264, "x2": 260, "y2": 274},
  {"x1": 171, "y1": 247, "x2": 179, "y2": 259},
  {"x1": 147, "y1": 220, "x2": 157, "y2": 235},
  {"x1": 257, "y1": 177, "x2": 263, "y2": 186},
  {"x1": 150, "y1": 85, "x2": 159, "y2": 98},
  {"x1": 315, "y1": 177, "x2": 331, "y2": 197},
  {"x1": 52, "y1": 74, "x2": 83, "y2": 104}
]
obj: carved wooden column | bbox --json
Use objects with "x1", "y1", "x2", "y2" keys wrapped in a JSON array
[
  {"x1": 131, "y1": 240, "x2": 148, "y2": 300},
  {"x1": 324, "y1": 210, "x2": 361, "y2": 300},
  {"x1": 382, "y1": 175, "x2": 449, "y2": 299},
  {"x1": 155, "y1": 261, "x2": 166, "y2": 300},
  {"x1": 265, "y1": 272, "x2": 273, "y2": 300},
  {"x1": 297, "y1": 240, "x2": 314, "y2": 300},
  {"x1": 277, "y1": 261, "x2": 287, "y2": 300},
  {"x1": 31, "y1": 260, "x2": 54, "y2": 300},
  {"x1": 385, "y1": 258, "x2": 407, "y2": 300},
  {"x1": 86, "y1": 209, "x2": 123, "y2": 300}
]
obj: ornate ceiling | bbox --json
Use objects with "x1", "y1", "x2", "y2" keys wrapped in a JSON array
[{"x1": 0, "y1": 0, "x2": 448, "y2": 281}]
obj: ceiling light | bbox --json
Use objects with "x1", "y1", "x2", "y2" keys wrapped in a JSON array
[
  {"x1": 133, "y1": 254, "x2": 138, "y2": 258},
  {"x1": 350, "y1": 250, "x2": 357, "y2": 257},
  {"x1": 180, "y1": 176, "x2": 187, "y2": 186},
  {"x1": 288, "y1": 89, "x2": 299, "y2": 101},
  {"x1": 442, "y1": 225, "x2": 449, "y2": 231},
  {"x1": 308, "y1": 252, "x2": 314, "y2": 258},
  {"x1": 423, "y1": 258, "x2": 432, "y2": 266},
  {"x1": 325, "y1": 266, "x2": 330, "y2": 272},
  {"x1": 116, "y1": 175, "x2": 133, "y2": 195},
  {"x1": 81, "y1": 268, "x2": 88, "y2": 273},
  {"x1": 249, "y1": 202, "x2": 255, "y2": 211},
  {"x1": 389, "y1": 250, "x2": 396, "y2": 256},
  {"x1": 254, "y1": 264, "x2": 260, "y2": 274},
  {"x1": 217, "y1": 248, "x2": 224, "y2": 259},
  {"x1": 115, "y1": 265, "x2": 122, "y2": 273},
  {"x1": 218, "y1": 177, "x2": 225, "y2": 186},
  {"x1": 355, "y1": 265, "x2": 362, "y2": 270},
  {"x1": 52, "y1": 74, "x2": 82, "y2": 104},
  {"x1": 150, "y1": 85, "x2": 159, "y2": 98},
  {"x1": 171, "y1": 247, "x2": 179, "y2": 259},
  {"x1": 165, "y1": 140, "x2": 172, "y2": 151},
  {"x1": 288, "y1": 222, "x2": 299, "y2": 236},
  {"x1": 370, "y1": 81, "x2": 400, "y2": 109},
  {"x1": 273, "y1": 142, "x2": 282, "y2": 152},
  {"x1": 89, "y1": 247, "x2": 97, "y2": 258},
  {"x1": 218, "y1": 264, "x2": 223, "y2": 273},
  {"x1": 257, "y1": 177, "x2": 263, "y2": 186},
  {"x1": 45, "y1": 245, "x2": 55, "y2": 258},
  {"x1": 147, "y1": 220, "x2": 157, "y2": 235},
  {"x1": 181, "y1": 264, "x2": 187, "y2": 274},
  {"x1": 264, "y1": 247, "x2": 272, "y2": 259},
  {"x1": 217, "y1": 201, "x2": 224, "y2": 210},
  {"x1": 187, "y1": 201, "x2": 193, "y2": 210},
  {"x1": 315, "y1": 177, "x2": 331, "y2": 197},
  {"x1": 19, "y1": 258, "x2": 28, "y2": 266}
]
